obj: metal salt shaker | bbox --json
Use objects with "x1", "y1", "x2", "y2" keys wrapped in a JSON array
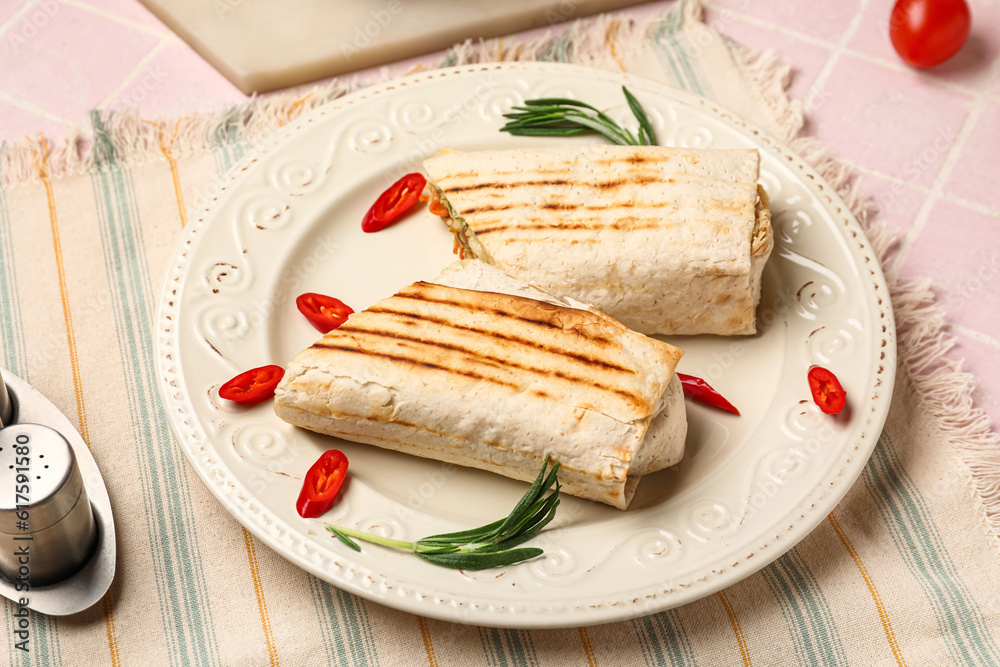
[{"x1": 0, "y1": 423, "x2": 98, "y2": 586}]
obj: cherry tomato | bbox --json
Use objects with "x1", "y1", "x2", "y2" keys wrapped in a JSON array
[
  {"x1": 296, "y1": 449, "x2": 349, "y2": 518},
  {"x1": 807, "y1": 366, "x2": 847, "y2": 415},
  {"x1": 889, "y1": 0, "x2": 971, "y2": 68},
  {"x1": 296, "y1": 292, "x2": 354, "y2": 333},
  {"x1": 219, "y1": 365, "x2": 284, "y2": 405},
  {"x1": 362, "y1": 173, "x2": 427, "y2": 233}
]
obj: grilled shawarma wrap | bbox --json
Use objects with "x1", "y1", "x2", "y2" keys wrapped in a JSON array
[
  {"x1": 274, "y1": 260, "x2": 687, "y2": 510},
  {"x1": 423, "y1": 145, "x2": 773, "y2": 336}
]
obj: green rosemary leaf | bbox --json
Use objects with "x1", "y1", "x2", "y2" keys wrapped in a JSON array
[
  {"x1": 623, "y1": 86, "x2": 656, "y2": 145},
  {"x1": 417, "y1": 548, "x2": 544, "y2": 570},
  {"x1": 497, "y1": 126, "x2": 592, "y2": 138},
  {"x1": 498, "y1": 86, "x2": 656, "y2": 147},
  {"x1": 521, "y1": 97, "x2": 601, "y2": 111},
  {"x1": 323, "y1": 457, "x2": 561, "y2": 570},
  {"x1": 328, "y1": 526, "x2": 362, "y2": 552}
]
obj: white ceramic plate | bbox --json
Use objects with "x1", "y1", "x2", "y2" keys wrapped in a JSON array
[{"x1": 155, "y1": 62, "x2": 895, "y2": 628}]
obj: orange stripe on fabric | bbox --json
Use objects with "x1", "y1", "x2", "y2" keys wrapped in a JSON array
[
  {"x1": 417, "y1": 616, "x2": 439, "y2": 667},
  {"x1": 242, "y1": 528, "x2": 280, "y2": 666},
  {"x1": 34, "y1": 135, "x2": 119, "y2": 666},
  {"x1": 605, "y1": 20, "x2": 627, "y2": 71},
  {"x1": 280, "y1": 93, "x2": 315, "y2": 128},
  {"x1": 143, "y1": 120, "x2": 188, "y2": 228},
  {"x1": 578, "y1": 627, "x2": 598, "y2": 667},
  {"x1": 717, "y1": 590, "x2": 751, "y2": 667},
  {"x1": 103, "y1": 586, "x2": 121, "y2": 664},
  {"x1": 828, "y1": 513, "x2": 907, "y2": 666}
]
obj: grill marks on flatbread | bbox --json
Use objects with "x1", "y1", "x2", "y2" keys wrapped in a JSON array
[
  {"x1": 311, "y1": 281, "x2": 657, "y2": 417},
  {"x1": 424, "y1": 146, "x2": 772, "y2": 336},
  {"x1": 274, "y1": 261, "x2": 687, "y2": 509}
]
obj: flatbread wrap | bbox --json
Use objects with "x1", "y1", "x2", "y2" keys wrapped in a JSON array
[
  {"x1": 274, "y1": 260, "x2": 687, "y2": 509},
  {"x1": 423, "y1": 145, "x2": 773, "y2": 336}
]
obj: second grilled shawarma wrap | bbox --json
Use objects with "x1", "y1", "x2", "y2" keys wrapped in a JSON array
[
  {"x1": 274, "y1": 260, "x2": 686, "y2": 510},
  {"x1": 424, "y1": 145, "x2": 773, "y2": 336}
]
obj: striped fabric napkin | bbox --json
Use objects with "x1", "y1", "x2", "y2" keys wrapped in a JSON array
[{"x1": 1, "y1": 0, "x2": 998, "y2": 664}]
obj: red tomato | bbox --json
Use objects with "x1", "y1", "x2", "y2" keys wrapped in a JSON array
[
  {"x1": 296, "y1": 449, "x2": 349, "y2": 518},
  {"x1": 807, "y1": 366, "x2": 847, "y2": 415},
  {"x1": 219, "y1": 365, "x2": 284, "y2": 405},
  {"x1": 889, "y1": 0, "x2": 971, "y2": 68},
  {"x1": 362, "y1": 173, "x2": 427, "y2": 233},
  {"x1": 296, "y1": 292, "x2": 354, "y2": 333}
]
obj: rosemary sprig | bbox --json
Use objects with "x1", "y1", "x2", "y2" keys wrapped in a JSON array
[
  {"x1": 500, "y1": 86, "x2": 656, "y2": 145},
  {"x1": 326, "y1": 458, "x2": 561, "y2": 570}
]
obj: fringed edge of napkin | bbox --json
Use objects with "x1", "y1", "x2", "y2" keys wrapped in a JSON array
[{"x1": 1, "y1": 0, "x2": 997, "y2": 550}]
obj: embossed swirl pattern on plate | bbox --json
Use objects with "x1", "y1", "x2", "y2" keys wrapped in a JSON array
[
  {"x1": 346, "y1": 118, "x2": 394, "y2": 153},
  {"x1": 157, "y1": 64, "x2": 894, "y2": 627},
  {"x1": 390, "y1": 99, "x2": 438, "y2": 132},
  {"x1": 686, "y1": 501, "x2": 738, "y2": 542},
  {"x1": 233, "y1": 423, "x2": 291, "y2": 461},
  {"x1": 631, "y1": 529, "x2": 683, "y2": 570},
  {"x1": 241, "y1": 195, "x2": 292, "y2": 231}
]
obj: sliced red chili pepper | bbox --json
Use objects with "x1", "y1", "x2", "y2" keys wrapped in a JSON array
[
  {"x1": 296, "y1": 292, "x2": 354, "y2": 333},
  {"x1": 296, "y1": 449, "x2": 349, "y2": 518},
  {"x1": 808, "y1": 366, "x2": 847, "y2": 415},
  {"x1": 675, "y1": 372, "x2": 740, "y2": 415},
  {"x1": 219, "y1": 365, "x2": 284, "y2": 405},
  {"x1": 362, "y1": 172, "x2": 427, "y2": 233}
]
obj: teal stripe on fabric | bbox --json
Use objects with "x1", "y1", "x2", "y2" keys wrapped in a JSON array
[
  {"x1": 865, "y1": 433, "x2": 1000, "y2": 666},
  {"x1": 309, "y1": 548, "x2": 380, "y2": 666},
  {"x1": 89, "y1": 113, "x2": 221, "y2": 667},
  {"x1": 662, "y1": 3, "x2": 707, "y2": 99},
  {"x1": 761, "y1": 549, "x2": 848, "y2": 667},
  {"x1": 309, "y1": 576, "x2": 381, "y2": 666},
  {"x1": 632, "y1": 609, "x2": 697, "y2": 666},
  {"x1": 652, "y1": 15, "x2": 689, "y2": 92},
  {"x1": 0, "y1": 190, "x2": 29, "y2": 380},
  {"x1": 479, "y1": 628, "x2": 539, "y2": 667},
  {"x1": 214, "y1": 108, "x2": 248, "y2": 168},
  {"x1": 32, "y1": 612, "x2": 60, "y2": 667}
]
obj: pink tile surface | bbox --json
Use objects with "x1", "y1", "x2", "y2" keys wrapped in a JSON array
[
  {"x1": 0, "y1": 0, "x2": 32, "y2": 28},
  {"x1": 848, "y1": 0, "x2": 1000, "y2": 93},
  {"x1": 809, "y1": 53, "x2": 973, "y2": 188},
  {"x1": 945, "y1": 101, "x2": 1000, "y2": 212},
  {"x1": 702, "y1": 9, "x2": 832, "y2": 102},
  {"x1": 900, "y1": 198, "x2": 1000, "y2": 335},
  {"x1": 0, "y1": 3, "x2": 159, "y2": 120},
  {"x1": 855, "y1": 171, "x2": 928, "y2": 261},
  {"x1": 74, "y1": 0, "x2": 170, "y2": 33},
  {"x1": 707, "y1": 0, "x2": 860, "y2": 44},
  {"x1": 105, "y1": 41, "x2": 247, "y2": 116},
  {"x1": 0, "y1": 98, "x2": 70, "y2": 141}
]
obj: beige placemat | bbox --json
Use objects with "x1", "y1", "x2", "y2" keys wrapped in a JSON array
[{"x1": 1, "y1": 1, "x2": 998, "y2": 664}]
